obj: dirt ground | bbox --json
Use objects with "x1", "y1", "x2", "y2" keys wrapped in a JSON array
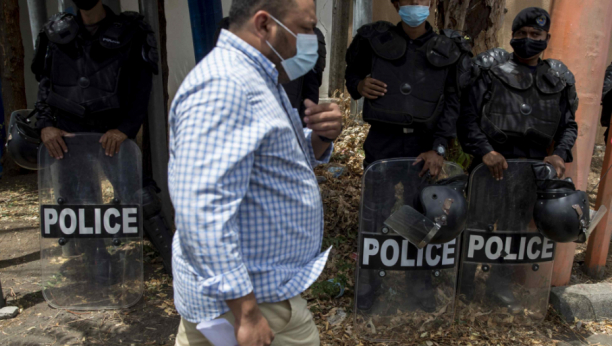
[
  {"x1": 1, "y1": 142, "x2": 611, "y2": 346},
  {"x1": 0, "y1": 172, "x2": 179, "y2": 345}
]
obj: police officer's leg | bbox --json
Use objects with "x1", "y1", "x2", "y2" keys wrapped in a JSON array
[
  {"x1": 101, "y1": 149, "x2": 174, "y2": 275},
  {"x1": 51, "y1": 145, "x2": 102, "y2": 257}
]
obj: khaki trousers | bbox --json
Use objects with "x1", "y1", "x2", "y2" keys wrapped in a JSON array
[{"x1": 175, "y1": 295, "x2": 320, "y2": 346}]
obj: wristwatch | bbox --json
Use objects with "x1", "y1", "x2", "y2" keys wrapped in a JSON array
[{"x1": 435, "y1": 145, "x2": 446, "y2": 158}]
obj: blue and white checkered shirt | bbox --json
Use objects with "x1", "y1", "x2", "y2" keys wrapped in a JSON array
[{"x1": 168, "y1": 30, "x2": 332, "y2": 323}]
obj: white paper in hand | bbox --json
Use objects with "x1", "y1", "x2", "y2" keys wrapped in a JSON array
[{"x1": 196, "y1": 319, "x2": 239, "y2": 346}]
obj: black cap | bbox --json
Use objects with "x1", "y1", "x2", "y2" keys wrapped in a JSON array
[{"x1": 512, "y1": 7, "x2": 551, "y2": 33}]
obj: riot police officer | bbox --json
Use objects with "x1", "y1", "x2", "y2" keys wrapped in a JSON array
[
  {"x1": 346, "y1": 0, "x2": 473, "y2": 311},
  {"x1": 457, "y1": 7, "x2": 578, "y2": 312},
  {"x1": 458, "y1": 7, "x2": 577, "y2": 179},
  {"x1": 30, "y1": 0, "x2": 173, "y2": 274}
]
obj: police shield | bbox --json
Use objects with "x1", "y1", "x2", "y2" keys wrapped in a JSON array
[
  {"x1": 39, "y1": 134, "x2": 143, "y2": 310},
  {"x1": 456, "y1": 160, "x2": 553, "y2": 325},
  {"x1": 354, "y1": 159, "x2": 465, "y2": 342}
]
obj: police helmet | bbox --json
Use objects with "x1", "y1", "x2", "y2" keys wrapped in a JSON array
[
  {"x1": 415, "y1": 175, "x2": 469, "y2": 244},
  {"x1": 532, "y1": 163, "x2": 590, "y2": 243},
  {"x1": 6, "y1": 110, "x2": 42, "y2": 170}
]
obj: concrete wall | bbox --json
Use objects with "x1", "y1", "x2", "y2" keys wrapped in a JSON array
[{"x1": 165, "y1": 0, "x2": 195, "y2": 104}]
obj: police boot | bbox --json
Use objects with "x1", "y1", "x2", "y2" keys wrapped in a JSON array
[
  {"x1": 356, "y1": 269, "x2": 382, "y2": 311},
  {"x1": 140, "y1": 185, "x2": 173, "y2": 275},
  {"x1": 485, "y1": 265, "x2": 522, "y2": 314}
]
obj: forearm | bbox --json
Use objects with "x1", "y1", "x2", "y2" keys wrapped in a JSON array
[
  {"x1": 35, "y1": 77, "x2": 56, "y2": 130},
  {"x1": 457, "y1": 90, "x2": 494, "y2": 158},
  {"x1": 226, "y1": 292, "x2": 260, "y2": 322},
  {"x1": 311, "y1": 133, "x2": 332, "y2": 160}
]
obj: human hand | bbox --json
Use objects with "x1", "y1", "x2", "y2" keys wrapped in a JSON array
[
  {"x1": 543, "y1": 155, "x2": 566, "y2": 178},
  {"x1": 100, "y1": 129, "x2": 128, "y2": 157},
  {"x1": 303, "y1": 99, "x2": 343, "y2": 141},
  {"x1": 227, "y1": 293, "x2": 274, "y2": 346},
  {"x1": 41, "y1": 127, "x2": 74, "y2": 159},
  {"x1": 414, "y1": 150, "x2": 444, "y2": 177},
  {"x1": 357, "y1": 77, "x2": 387, "y2": 100},
  {"x1": 483, "y1": 151, "x2": 508, "y2": 181}
]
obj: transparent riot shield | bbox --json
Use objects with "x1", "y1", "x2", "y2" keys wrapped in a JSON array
[
  {"x1": 39, "y1": 134, "x2": 143, "y2": 310},
  {"x1": 354, "y1": 158, "x2": 465, "y2": 342},
  {"x1": 456, "y1": 160, "x2": 553, "y2": 325}
]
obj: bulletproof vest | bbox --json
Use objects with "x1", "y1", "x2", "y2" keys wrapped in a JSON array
[
  {"x1": 43, "y1": 12, "x2": 140, "y2": 119},
  {"x1": 480, "y1": 59, "x2": 568, "y2": 147},
  {"x1": 360, "y1": 22, "x2": 461, "y2": 129}
]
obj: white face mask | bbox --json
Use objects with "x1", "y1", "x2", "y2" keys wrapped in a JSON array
[{"x1": 265, "y1": 15, "x2": 319, "y2": 81}]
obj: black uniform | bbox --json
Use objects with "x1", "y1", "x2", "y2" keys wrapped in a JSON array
[
  {"x1": 213, "y1": 17, "x2": 327, "y2": 126},
  {"x1": 601, "y1": 63, "x2": 612, "y2": 141},
  {"x1": 458, "y1": 49, "x2": 578, "y2": 166},
  {"x1": 32, "y1": 6, "x2": 157, "y2": 138},
  {"x1": 345, "y1": 22, "x2": 473, "y2": 166},
  {"x1": 347, "y1": 21, "x2": 473, "y2": 312},
  {"x1": 31, "y1": 7, "x2": 174, "y2": 275}
]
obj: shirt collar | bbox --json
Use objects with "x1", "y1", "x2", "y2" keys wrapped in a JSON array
[
  {"x1": 394, "y1": 21, "x2": 435, "y2": 45},
  {"x1": 217, "y1": 29, "x2": 280, "y2": 84}
]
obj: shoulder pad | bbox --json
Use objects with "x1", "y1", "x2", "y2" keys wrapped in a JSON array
[
  {"x1": 361, "y1": 21, "x2": 406, "y2": 61},
  {"x1": 44, "y1": 12, "x2": 79, "y2": 45},
  {"x1": 441, "y1": 29, "x2": 474, "y2": 56},
  {"x1": 474, "y1": 48, "x2": 510, "y2": 70},
  {"x1": 99, "y1": 12, "x2": 142, "y2": 49},
  {"x1": 491, "y1": 59, "x2": 533, "y2": 90},
  {"x1": 357, "y1": 21, "x2": 395, "y2": 38},
  {"x1": 133, "y1": 15, "x2": 159, "y2": 75},
  {"x1": 426, "y1": 34, "x2": 461, "y2": 67},
  {"x1": 32, "y1": 31, "x2": 50, "y2": 80},
  {"x1": 545, "y1": 59, "x2": 575, "y2": 85},
  {"x1": 537, "y1": 62, "x2": 566, "y2": 94},
  {"x1": 603, "y1": 64, "x2": 612, "y2": 99}
]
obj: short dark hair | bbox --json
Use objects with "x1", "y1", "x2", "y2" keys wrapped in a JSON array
[{"x1": 229, "y1": 0, "x2": 296, "y2": 27}]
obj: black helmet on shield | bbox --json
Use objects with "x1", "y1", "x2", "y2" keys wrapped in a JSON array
[
  {"x1": 6, "y1": 110, "x2": 42, "y2": 170},
  {"x1": 532, "y1": 163, "x2": 603, "y2": 243},
  {"x1": 384, "y1": 175, "x2": 468, "y2": 248}
]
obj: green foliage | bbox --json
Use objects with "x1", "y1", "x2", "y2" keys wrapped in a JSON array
[{"x1": 447, "y1": 138, "x2": 473, "y2": 171}]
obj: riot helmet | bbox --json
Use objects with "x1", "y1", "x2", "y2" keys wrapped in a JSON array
[
  {"x1": 6, "y1": 110, "x2": 43, "y2": 171},
  {"x1": 532, "y1": 163, "x2": 605, "y2": 243},
  {"x1": 384, "y1": 175, "x2": 468, "y2": 248}
]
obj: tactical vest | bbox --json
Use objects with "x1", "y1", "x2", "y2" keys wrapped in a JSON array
[
  {"x1": 34, "y1": 11, "x2": 158, "y2": 122},
  {"x1": 359, "y1": 22, "x2": 463, "y2": 130},
  {"x1": 479, "y1": 58, "x2": 573, "y2": 147}
]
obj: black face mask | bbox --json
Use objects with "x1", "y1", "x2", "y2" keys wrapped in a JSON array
[
  {"x1": 510, "y1": 37, "x2": 548, "y2": 59},
  {"x1": 73, "y1": 0, "x2": 100, "y2": 11}
]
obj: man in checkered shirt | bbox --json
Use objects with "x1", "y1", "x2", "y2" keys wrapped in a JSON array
[{"x1": 168, "y1": 0, "x2": 343, "y2": 345}]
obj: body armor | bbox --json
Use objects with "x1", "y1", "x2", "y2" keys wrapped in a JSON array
[
  {"x1": 32, "y1": 11, "x2": 158, "y2": 124},
  {"x1": 475, "y1": 49, "x2": 576, "y2": 147},
  {"x1": 359, "y1": 22, "x2": 470, "y2": 129}
]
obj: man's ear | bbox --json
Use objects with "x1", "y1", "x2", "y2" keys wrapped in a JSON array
[
  {"x1": 546, "y1": 33, "x2": 552, "y2": 42},
  {"x1": 252, "y1": 11, "x2": 275, "y2": 40}
]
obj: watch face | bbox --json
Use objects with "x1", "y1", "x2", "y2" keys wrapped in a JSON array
[{"x1": 437, "y1": 146, "x2": 445, "y2": 156}]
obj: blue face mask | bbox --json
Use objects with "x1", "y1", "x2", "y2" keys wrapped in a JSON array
[
  {"x1": 266, "y1": 15, "x2": 319, "y2": 81},
  {"x1": 399, "y1": 3, "x2": 430, "y2": 28}
]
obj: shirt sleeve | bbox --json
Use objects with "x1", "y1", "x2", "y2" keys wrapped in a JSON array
[
  {"x1": 35, "y1": 77, "x2": 56, "y2": 130},
  {"x1": 457, "y1": 78, "x2": 495, "y2": 159},
  {"x1": 345, "y1": 34, "x2": 372, "y2": 100},
  {"x1": 552, "y1": 87, "x2": 578, "y2": 162},
  {"x1": 433, "y1": 63, "x2": 461, "y2": 151},
  {"x1": 303, "y1": 128, "x2": 333, "y2": 166},
  {"x1": 169, "y1": 76, "x2": 260, "y2": 301}
]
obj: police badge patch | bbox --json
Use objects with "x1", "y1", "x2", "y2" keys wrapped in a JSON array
[{"x1": 536, "y1": 15, "x2": 547, "y2": 27}]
